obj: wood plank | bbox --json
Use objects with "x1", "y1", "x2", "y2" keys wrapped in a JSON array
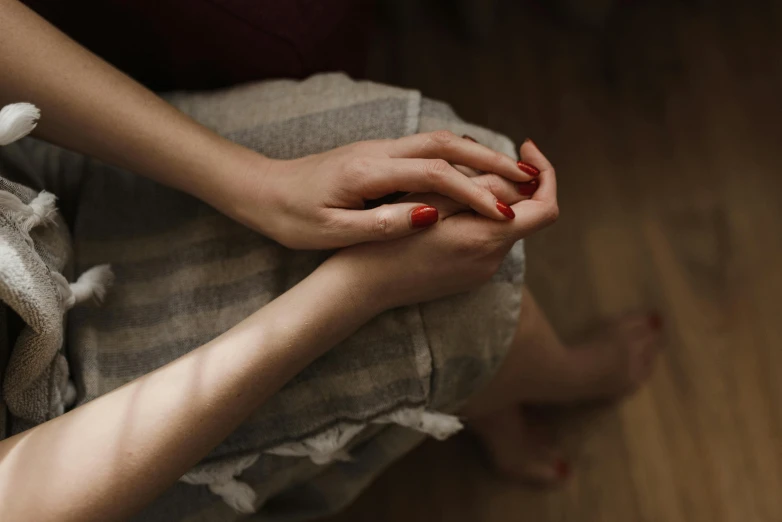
[{"x1": 327, "y1": 1, "x2": 782, "y2": 520}]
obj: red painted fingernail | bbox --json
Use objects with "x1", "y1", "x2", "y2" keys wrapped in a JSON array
[
  {"x1": 462, "y1": 134, "x2": 478, "y2": 143},
  {"x1": 517, "y1": 179, "x2": 539, "y2": 196},
  {"x1": 496, "y1": 201, "x2": 515, "y2": 219},
  {"x1": 649, "y1": 313, "x2": 663, "y2": 331},
  {"x1": 517, "y1": 161, "x2": 540, "y2": 177},
  {"x1": 555, "y1": 459, "x2": 570, "y2": 479},
  {"x1": 523, "y1": 137, "x2": 537, "y2": 147},
  {"x1": 411, "y1": 206, "x2": 438, "y2": 228}
]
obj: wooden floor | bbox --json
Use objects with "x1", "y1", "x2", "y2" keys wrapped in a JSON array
[{"x1": 327, "y1": 1, "x2": 782, "y2": 521}]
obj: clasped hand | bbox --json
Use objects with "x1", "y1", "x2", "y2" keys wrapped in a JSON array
[{"x1": 207, "y1": 132, "x2": 557, "y2": 311}]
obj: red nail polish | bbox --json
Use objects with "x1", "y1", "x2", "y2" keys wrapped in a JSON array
[
  {"x1": 649, "y1": 313, "x2": 663, "y2": 331},
  {"x1": 462, "y1": 134, "x2": 478, "y2": 143},
  {"x1": 517, "y1": 161, "x2": 540, "y2": 177},
  {"x1": 496, "y1": 201, "x2": 515, "y2": 219},
  {"x1": 517, "y1": 180, "x2": 538, "y2": 196},
  {"x1": 411, "y1": 206, "x2": 438, "y2": 228},
  {"x1": 555, "y1": 459, "x2": 570, "y2": 479}
]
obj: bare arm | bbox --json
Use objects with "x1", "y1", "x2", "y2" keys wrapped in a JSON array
[
  {"x1": 0, "y1": 139, "x2": 557, "y2": 521},
  {"x1": 0, "y1": 0, "x2": 538, "y2": 249},
  {"x1": 0, "y1": 0, "x2": 240, "y2": 200},
  {"x1": 0, "y1": 258, "x2": 377, "y2": 521}
]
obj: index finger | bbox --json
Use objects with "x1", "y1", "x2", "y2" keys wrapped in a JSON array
[
  {"x1": 482, "y1": 139, "x2": 559, "y2": 240},
  {"x1": 387, "y1": 131, "x2": 538, "y2": 183},
  {"x1": 519, "y1": 139, "x2": 556, "y2": 208}
]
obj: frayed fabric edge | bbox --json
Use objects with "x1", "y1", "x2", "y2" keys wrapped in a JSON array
[{"x1": 186, "y1": 407, "x2": 463, "y2": 514}]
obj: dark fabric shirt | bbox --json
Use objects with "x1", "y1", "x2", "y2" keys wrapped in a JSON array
[{"x1": 23, "y1": 0, "x2": 372, "y2": 90}]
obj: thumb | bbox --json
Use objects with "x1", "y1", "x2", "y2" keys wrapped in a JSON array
[{"x1": 339, "y1": 202, "x2": 440, "y2": 243}]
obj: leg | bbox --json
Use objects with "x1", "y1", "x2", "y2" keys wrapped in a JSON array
[{"x1": 462, "y1": 285, "x2": 663, "y2": 483}]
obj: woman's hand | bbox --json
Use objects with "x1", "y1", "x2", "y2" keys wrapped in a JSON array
[
  {"x1": 1, "y1": 1, "x2": 537, "y2": 251},
  {"x1": 217, "y1": 131, "x2": 538, "y2": 249},
  {"x1": 326, "y1": 140, "x2": 557, "y2": 311}
]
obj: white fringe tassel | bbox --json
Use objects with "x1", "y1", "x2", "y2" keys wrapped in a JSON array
[
  {"x1": 373, "y1": 408, "x2": 464, "y2": 441},
  {"x1": 69, "y1": 265, "x2": 114, "y2": 305},
  {"x1": 0, "y1": 190, "x2": 58, "y2": 233},
  {"x1": 187, "y1": 409, "x2": 462, "y2": 513},
  {"x1": 207, "y1": 480, "x2": 258, "y2": 514},
  {"x1": 265, "y1": 407, "x2": 463, "y2": 467},
  {"x1": 54, "y1": 265, "x2": 114, "y2": 310},
  {"x1": 0, "y1": 103, "x2": 40, "y2": 146},
  {"x1": 181, "y1": 454, "x2": 260, "y2": 514},
  {"x1": 63, "y1": 380, "x2": 77, "y2": 408},
  {"x1": 265, "y1": 423, "x2": 365, "y2": 465}
]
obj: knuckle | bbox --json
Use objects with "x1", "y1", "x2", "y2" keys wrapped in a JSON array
[
  {"x1": 483, "y1": 174, "x2": 504, "y2": 196},
  {"x1": 350, "y1": 140, "x2": 374, "y2": 151},
  {"x1": 455, "y1": 234, "x2": 494, "y2": 256},
  {"x1": 371, "y1": 207, "x2": 396, "y2": 238},
  {"x1": 544, "y1": 203, "x2": 560, "y2": 224},
  {"x1": 430, "y1": 129, "x2": 457, "y2": 146},
  {"x1": 479, "y1": 259, "x2": 502, "y2": 282},
  {"x1": 491, "y1": 151, "x2": 507, "y2": 166},
  {"x1": 339, "y1": 142, "x2": 363, "y2": 158},
  {"x1": 355, "y1": 139, "x2": 388, "y2": 154},
  {"x1": 424, "y1": 159, "x2": 451, "y2": 181},
  {"x1": 322, "y1": 211, "x2": 346, "y2": 232},
  {"x1": 345, "y1": 157, "x2": 372, "y2": 177}
]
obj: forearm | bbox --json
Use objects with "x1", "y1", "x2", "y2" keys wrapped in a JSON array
[
  {"x1": 0, "y1": 0, "x2": 254, "y2": 200},
  {"x1": 0, "y1": 258, "x2": 376, "y2": 521}
]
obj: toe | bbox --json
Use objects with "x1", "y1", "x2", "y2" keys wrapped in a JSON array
[
  {"x1": 503, "y1": 454, "x2": 570, "y2": 486},
  {"x1": 617, "y1": 312, "x2": 665, "y2": 340}
]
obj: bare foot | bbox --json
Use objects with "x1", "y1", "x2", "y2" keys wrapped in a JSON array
[
  {"x1": 470, "y1": 407, "x2": 570, "y2": 486},
  {"x1": 516, "y1": 313, "x2": 664, "y2": 404},
  {"x1": 461, "y1": 299, "x2": 663, "y2": 484}
]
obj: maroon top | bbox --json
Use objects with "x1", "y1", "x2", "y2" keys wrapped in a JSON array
[{"x1": 23, "y1": 0, "x2": 372, "y2": 90}]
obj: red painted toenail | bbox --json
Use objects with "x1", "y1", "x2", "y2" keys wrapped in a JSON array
[
  {"x1": 555, "y1": 459, "x2": 570, "y2": 479},
  {"x1": 649, "y1": 313, "x2": 663, "y2": 331}
]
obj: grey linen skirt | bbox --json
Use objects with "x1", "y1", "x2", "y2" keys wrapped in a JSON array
[{"x1": 0, "y1": 73, "x2": 524, "y2": 521}]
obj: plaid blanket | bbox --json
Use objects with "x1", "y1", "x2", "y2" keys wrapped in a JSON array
[{"x1": 0, "y1": 73, "x2": 524, "y2": 521}]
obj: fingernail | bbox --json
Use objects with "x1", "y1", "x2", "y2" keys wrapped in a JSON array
[
  {"x1": 555, "y1": 459, "x2": 570, "y2": 479},
  {"x1": 517, "y1": 179, "x2": 538, "y2": 196},
  {"x1": 462, "y1": 134, "x2": 478, "y2": 143},
  {"x1": 411, "y1": 206, "x2": 439, "y2": 228},
  {"x1": 496, "y1": 201, "x2": 515, "y2": 219},
  {"x1": 523, "y1": 137, "x2": 537, "y2": 147},
  {"x1": 649, "y1": 313, "x2": 663, "y2": 331},
  {"x1": 517, "y1": 160, "x2": 540, "y2": 177}
]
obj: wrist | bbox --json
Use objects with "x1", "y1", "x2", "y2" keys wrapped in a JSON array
[
  {"x1": 251, "y1": 254, "x2": 384, "y2": 365},
  {"x1": 191, "y1": 140, "x2": 282, "y2": 236},
  {"x1": 316, "y1": 247, "x2": 393, "y2": 314},
  {"x1": 318, "y1": 249, "x2": 394, "y2": 317}
]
